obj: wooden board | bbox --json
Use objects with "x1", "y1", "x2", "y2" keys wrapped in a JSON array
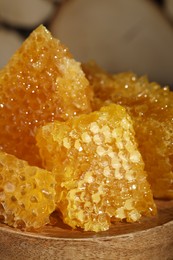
[{"x1": 0, "y1": 200, "x2": 173, "y2": 260}]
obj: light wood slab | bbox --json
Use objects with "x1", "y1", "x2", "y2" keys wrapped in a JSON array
[
  {"x1": 0, "y1": 200, "x2": 173, "y2": 260},
  {"x1": 51, "y1": 0, "x2": 173, "y2": 86}
]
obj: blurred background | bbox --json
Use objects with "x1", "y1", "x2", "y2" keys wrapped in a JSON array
[{"x1": 0, "y1": 0, "x2": 173, "y2": 88}]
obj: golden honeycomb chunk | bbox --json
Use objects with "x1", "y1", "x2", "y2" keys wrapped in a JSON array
[
  {"x1": 82, "y1": 62, "x2": 173, "y2": 199},
  {"x1": 36, "y1": 104, "x2": 156, "y2": 232},
  {"x1": 0, "y1": 25, "x2": 92, "y2": 166},
  {"x1": 0, "y1": 151, "x2": 56, "y2": 229}
]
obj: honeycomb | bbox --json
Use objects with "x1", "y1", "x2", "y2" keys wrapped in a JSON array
[
  {"x1": 0, "y1": 151, "x2": 56, "y2": 229},
  {"x1": 0, "y1": 25, "x2": 92, "y2": 166},
  {"x1": 36, "y1": 104, "x2": 156, "y2": 232},
  {"x1": 82, "y1": 61, "x2": 173, "y2": 199}
]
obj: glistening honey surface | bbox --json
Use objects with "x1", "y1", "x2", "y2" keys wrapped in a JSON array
[
  {"x1": 0, "y1": 26, "x2": 168, "y2": 232},
  {"x1": 0, "y1": 151, "x2": 56, "y2": 229},
  {"x1": 82, "y1": 62, "x2": 173, "y2": 199},
  {"x1": 0, "y1": 25, "x2": 92, "y2": 166},
  {"x1": 36, "y1": 104, "x2": 156, "y2": 232}
]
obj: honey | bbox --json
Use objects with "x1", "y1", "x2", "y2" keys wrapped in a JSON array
[
  {"x1": 0, "y1": 151, "x2": 56, "y2": 229},
  {"x1": 0, "y1": 26, "x2": 168, "y2": 232},
  {"x1": 0, "y1": 25, "x2": 92, "y2": 166},
  {"x1": 36, "y1": 104, "x2": 156, "y2": 232}
]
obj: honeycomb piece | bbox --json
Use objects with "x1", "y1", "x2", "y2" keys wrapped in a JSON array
[
  {"x1": 82, "y1": 61, "x2": 173, "y2": 199},
  {"x1": 0, "y1": 151, "x2": 56, "y2": 229},
  {"x1": 0, "y1": 25, "x2": 92, "y2": 167},
  {"x1": 36, "y1": 104, "x2": 156, "y2": 232}
]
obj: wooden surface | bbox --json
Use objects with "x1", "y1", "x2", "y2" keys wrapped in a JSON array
[{"x1": 0, "y1": 199, "x2": 173, "y2": 260}]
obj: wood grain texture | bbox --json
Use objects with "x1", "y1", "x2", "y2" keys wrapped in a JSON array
[{"x1": 0, "y1": 200, "x2": 173, "y2": 260}]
